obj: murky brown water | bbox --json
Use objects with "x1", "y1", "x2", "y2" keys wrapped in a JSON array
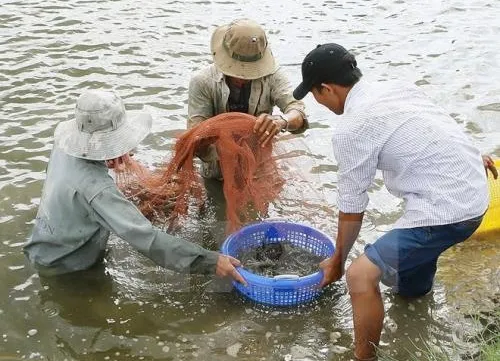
[{"x1": 1, "y1": 0, "x2": 499, "y2": 360}]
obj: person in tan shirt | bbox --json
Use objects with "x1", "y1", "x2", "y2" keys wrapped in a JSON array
[{"x1": 187, "y1": 18, "x2": 308, "y2": 179}]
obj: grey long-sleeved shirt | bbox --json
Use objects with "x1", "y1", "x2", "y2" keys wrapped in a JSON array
[{"x1": 24, "y1": 147, "x2": 219, "y2": 276}]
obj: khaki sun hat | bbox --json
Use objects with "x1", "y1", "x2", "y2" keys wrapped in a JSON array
[
  {"x1": 210, "y1": 18, "x2": 278, "y2": 80},
  {"x1": 54, "y1": 90, "x2": 152, "y2": 161}
]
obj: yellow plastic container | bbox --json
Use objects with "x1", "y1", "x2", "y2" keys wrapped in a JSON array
[{"x1": 471, "y1": 159, "x2": 500, "y2": 239}]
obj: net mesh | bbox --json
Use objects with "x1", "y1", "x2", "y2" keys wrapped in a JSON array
[{"x1": 115, "y1": 112, "x2": 285, "y2": 233}]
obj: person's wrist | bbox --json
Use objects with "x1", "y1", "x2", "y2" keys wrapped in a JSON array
[
  {"x1": 278, "y1": 114, "x2": 290, "y2": 132},
  {"x1": 330, "y1": 254, "x2": 344, "y2": 273}
]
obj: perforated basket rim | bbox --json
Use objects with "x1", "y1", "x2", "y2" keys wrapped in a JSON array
[{"x1": 221, "y1": 220, "x2": 335, "y2": 286}]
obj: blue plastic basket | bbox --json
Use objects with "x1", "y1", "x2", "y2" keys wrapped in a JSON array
[{"x1": 221, "y1": 220, "x2": 335, "y2": 306}]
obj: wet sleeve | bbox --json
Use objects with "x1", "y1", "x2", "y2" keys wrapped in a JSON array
[
  {"x1": 270, "y1": 69, "x2": 309, "y2": 134},
  {"x1": 187, "y1": 73, "x2": 215, "y2": 129},
  {"x1": 90, "y1": 186, "x2": 219, "y2": 274},
  {"x1": 332, "y1": 131, "x2": 380, "y2": 213}
]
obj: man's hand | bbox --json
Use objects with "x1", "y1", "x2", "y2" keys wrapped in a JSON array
[
  {"x1": 320, "y1": 211, "x2": 364, "y2": 288},
  {"x1": 253, "y1": 113, "x2": 286, "y2": 147},
  {"x1": 319, "y1": 256, "x2": 343, "y2": 288},
  {"x1": 215, "y1": 255, "x2": 247, "y2": 286},
  {"x1": 482, "y1": 155, "x2": 498, "y2": 179},
  {"x1": 106, "y1": 153, "x2": 133, "y2": 171}
]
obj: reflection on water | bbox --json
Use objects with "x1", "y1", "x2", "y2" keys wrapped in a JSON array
[{"x1": 1, "y1": 0, "x2": 499, "y2": 360}]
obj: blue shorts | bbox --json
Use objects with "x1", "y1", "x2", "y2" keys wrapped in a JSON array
[{"x1": 364, "y1": 215, "x2": 483, "y2": 297}]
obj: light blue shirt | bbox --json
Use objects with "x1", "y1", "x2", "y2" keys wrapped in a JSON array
[{"x1": 24, "y1": 147, "x2": 218, "y2": 275}]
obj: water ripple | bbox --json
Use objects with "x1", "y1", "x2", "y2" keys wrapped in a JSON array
[{"x1": 0, "y1": 0, "x2": 499, "y2": 359}]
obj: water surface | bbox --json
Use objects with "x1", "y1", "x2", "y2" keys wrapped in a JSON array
[{"x1": 1, "y1": 0, "x2": 499, "y2": 360}]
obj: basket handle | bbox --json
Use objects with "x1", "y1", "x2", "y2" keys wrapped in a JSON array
[{"x1": 273, "y1": 274, "x2": 300, "y2": 280}]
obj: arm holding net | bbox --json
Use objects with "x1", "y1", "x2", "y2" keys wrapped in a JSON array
[
  {"x1": 270, "y1": 68, "x2": 309, "y2": 134},
  {"x1": 91, "y1": 185, "x2": 219, "y2": 274}
]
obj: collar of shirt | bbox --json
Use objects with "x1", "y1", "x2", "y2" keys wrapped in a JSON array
[
  {"x1": 343, "y1": 79, "x2": 370, "y2": 114},
  {"x1": 214, "y1": 69, "x2": 224, "y2": 82}
]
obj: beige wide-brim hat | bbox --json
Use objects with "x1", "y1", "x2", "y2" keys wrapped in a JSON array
[
  {"x1": 210, "y1": 19, "x2": 278, "y2": 80},
  {"x1": 54, "y1": 90, "x2": 152, "y2": 161}
]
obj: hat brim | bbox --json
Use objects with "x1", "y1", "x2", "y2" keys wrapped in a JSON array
[
  {"x1": 210, "y1": 24, "x2": 278, "y2": 80},
  {"x1": 293, "y1": 81, "x2": 313, "y2": 100},
  {"x1": 54, "y1": 111, "x2": 152, "y2": 161}
]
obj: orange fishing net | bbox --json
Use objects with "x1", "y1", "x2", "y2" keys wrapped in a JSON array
[{"x1": 116, "y1": 112, "x2": 285, "y2": 233}]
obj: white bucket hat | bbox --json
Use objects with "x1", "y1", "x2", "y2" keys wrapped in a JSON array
[
  {"x1": 54, "y1": 90, "x2": 152, "y2": 161},
  {"x1": 210, "y1": 19, "x2": 278, "y2": 80}
]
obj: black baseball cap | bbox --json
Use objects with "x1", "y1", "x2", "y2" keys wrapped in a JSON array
[{"x1": 293, "y1": 43, "x2": 358, "y2": 100}]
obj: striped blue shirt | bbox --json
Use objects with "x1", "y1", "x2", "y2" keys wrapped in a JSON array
[{"x1": 332, "y1": 80, "x2": 489, "y2": 228}]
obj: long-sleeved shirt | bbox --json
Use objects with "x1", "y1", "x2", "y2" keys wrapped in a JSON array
[
  {"x1": 332, "y1": 80, "x2": 489, "y2": 229},
  {"x1": 187, "y1": 64, "x2": 308, "y2": 179},
  {"x1": 24, "y1": 147, "x2": 219, "y2": 276}
]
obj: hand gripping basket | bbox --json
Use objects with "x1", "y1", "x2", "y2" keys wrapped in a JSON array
[{"x1": 221, "y1": 220, "x2": 335, "y2": 306}]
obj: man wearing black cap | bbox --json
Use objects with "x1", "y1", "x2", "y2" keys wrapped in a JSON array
[{"x1": 294, "y1": 43, "x2": 498, "y2": 360}]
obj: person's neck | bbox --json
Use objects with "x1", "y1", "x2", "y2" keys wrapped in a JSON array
[
  {"x1": 226, "y1": 76, "x2": 250, "y2": 89},
  {"x1": 343, "y1": 84, "x2": 355, "y2": 101},
  {"x1": 338, "y1": 85, "x2": 354, "y2": 113}
]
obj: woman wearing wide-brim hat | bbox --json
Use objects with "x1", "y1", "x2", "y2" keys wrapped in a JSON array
[
  {"x1": 24, "y1": 90, "x2": 246, "y2": 285},
  {"x1": 187, "y1": 18, "x2": 309, "y2": 180}
]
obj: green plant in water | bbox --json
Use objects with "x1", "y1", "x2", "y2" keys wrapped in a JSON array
[
  {"x1": 481, "y1": 339, "x2": 500, "y2": 361},
  {"x1": 477, "y1": 308, "x2": 500, "y2": 361},
  {"x1": 377, "y1": 310, "x2": 500, "y2": 361}
]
